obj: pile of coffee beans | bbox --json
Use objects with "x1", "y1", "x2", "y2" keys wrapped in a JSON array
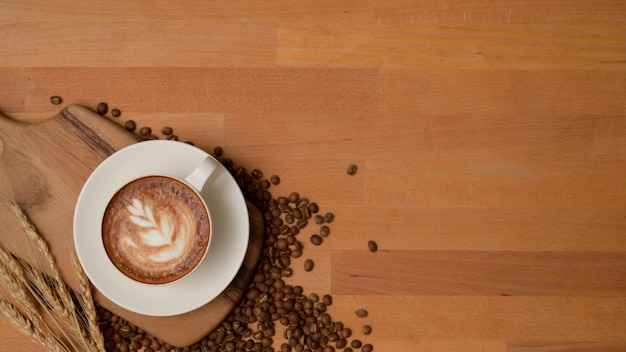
[{"x1": 86, "y1": 106, "x2": 374, "y2": 352}]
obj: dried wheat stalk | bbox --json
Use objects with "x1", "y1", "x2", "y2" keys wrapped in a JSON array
[
  {"x1": 0, "y1": 299, "x2": 68, "y2": 352},
  {"x1": 72, "y1": 254, "x2": 105, "y2": 352},
  {"x1": 0, "y1": 201, "x2": 104, "y2": 352}
]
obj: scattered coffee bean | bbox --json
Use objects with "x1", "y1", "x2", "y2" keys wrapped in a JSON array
[
  {"x1": 322, "y1": 294, "x2": 332, "y2": 306},
  {"x1": 50, "y1": 96, "x2": 63, "y2": 105},
  {"x1": 138, "y1": 126, "x2": 151, "y2": 136},
  {"x1": 347, "y1": 164, "x2": 358, "y2": 175},
  {"x1": 310, "y1": 234, "x2": 323, "y2": 246},
  {"x1": 319, "y1": 225, "x2": 330, "y2": 238},
  {"x1": 356, "y1": 309, "x2": 368, "y2": 318},
  {"x1": 324, "y1": 212, "x2": 335, "y2": 223},
  {"x1": 362, "y1": 325, "x2": 372, "y2": 335},
  {"x1": 368, "y1": 240, "x2": 378, "y2": 253},
  {"x1": 97, "y1": 102, "x2": 108, "y2": 115},
  {"x1": 362, "y1": 343, "x2": 374, "y2": 352},
  {"x1": 304, "y1": 259, "x2": 314, "y2": 272},
  {"x1": 111, "y1": 108, "x2": 121, "y2": 117},
  {"x1": 270, "y1": 175, "x2": 280, "y2": 185},
  {"x1": 161, "y1": 126, "x2": 173, "y2": 135},
  {"x1": 124, "y1": 120, "x2": 136, "y2": 132},
  {"x1": 167, "y1": 134, "x2": 179, "y2": 141},
  {"x1": 251, "y1": 169, "x2": 263, "y2": 180},
  {"x1": 214, "y1": 146, "x2": 224, "y2": 156},
  {"x1": 314, "y1": 215, "x2": 325, "y2": 225},
  {"x1": 351, "y1": 339, "x2": 362, "y2": 348},
  {"x1": 289, "y1": 192, "x2": 300, "y2": 203}
]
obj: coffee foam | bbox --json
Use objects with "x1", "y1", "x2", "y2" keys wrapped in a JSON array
[{"x1": 102, "y1": 176, "x2": 210, "y2": 284}]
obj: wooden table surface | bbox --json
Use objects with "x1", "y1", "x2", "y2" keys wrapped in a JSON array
[{"x1": 1, "y1": 1, "x2": 626, "y2": 351}]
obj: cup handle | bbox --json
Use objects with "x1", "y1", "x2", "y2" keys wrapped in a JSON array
[{"x1": 184, "y1": 156, "x2": 219, "y2": 192}]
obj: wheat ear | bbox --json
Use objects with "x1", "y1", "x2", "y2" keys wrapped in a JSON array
[
  {"x1": 72, "y1": 254, "x2": 105, "y2": 352},
  {"x1": 8, "y1": 202, "x2": 101, "y2": 351},
  {"x1": 0, "y1": 299, "x2": 69, "y2": 352}
]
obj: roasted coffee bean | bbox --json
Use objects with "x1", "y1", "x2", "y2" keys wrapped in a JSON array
[
  {"x1": 119, "y1": 324, "x2": 132, "y2": 336},
  {"x1": 214, "y1": 146, "x2": 224, "y2": 156},
  {"x1": 322, "y1": 294, "x2": 332, "y2": 306},
  {"x1": 304, "y1": 259, "x2": 314, "y2": 272},
  {"x1": 310, "y1": 234, "x2": 323, "y2": 246},
  {"x1": 356, "y1": 309, "x2": 368, "y2": 318},
  {"x1": 289, "y1": 192, "x2": 300, "y2": 203},
  {"x1": 251, "y1": 169, "x2": 263, "y2": 180},
  {"x1": 161, "y1": 126, "x2": 173, "y2": 135},
  {"x1": 290, "y1": 248, "x2": 302, "y2": 258},
  {"x1": 97, "y1": 102, "x2": 108, "y2": 115},
  {"x1": 144, "y1": 134, "x2": 158, "y2": 140},
  {"x1": 125, "y1": 120, "x2": 137, "y2": 132},
  {"x1": 368, "y1": 240, "x2": 378, "y2": 253},
  {"x1": 319, "y1": 226, "x2": 330, "y2": 237},
  {"x1": 277, "y1": 196, "x2": 289, "y2": 206},
  {"x1": 347, "y1": 164, "x2": 358, "y2": 175},
  {"x1": 111, "y1": 108, "x2": 121, "y2": 117},
  {"x1": 362, "y1": 325, "x2": 372, "y2": 335},
  {"x1": 308, "y1": 202, "x2": 319, "y2": 214},
  {"x1": 276, "y1": 238, "x2": 288, "y2": 249},
  {"x1": 139, "y1": 126, "x2": 151, "y2": 136},
  {"x1": 281, "y1": 267, "x2": 293, "y2": 277},
  {"x1": 324, "y1": 213, "x2": 335, "y2": 223},
  {"x1": 314, "y1": 215, "x2": 324, "y2": 225},
  {"x1": 362, "y1": 343, "x2": 374, "y2": 352},
  {"x1": 270, "y1": 175, "x2": 280, "y2": 185},
  {"x1": 167, "y1": 134, "x2": 179, "y2": 141},
  {"x1": 336, "y1": 338, "x2": 347, "y2": 349},
  {"x1": 351, "y1": 340, "x2": 362, "y2": 348},
  {"x1": 50, "y1": 96, "x2": 63, "y2": 105}
]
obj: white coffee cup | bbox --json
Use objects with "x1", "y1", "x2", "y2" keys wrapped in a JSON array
[{"x1": 101, "y1": 156, "x2": 219, "y2": 285}]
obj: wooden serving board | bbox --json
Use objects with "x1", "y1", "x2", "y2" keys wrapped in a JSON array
[{"x1": 0, "y1": 104, "x2": 264, "y2": 347}]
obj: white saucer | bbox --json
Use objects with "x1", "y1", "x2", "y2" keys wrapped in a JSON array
[{"x1": 73, "y1": 140, "x2": 249, "y2": 316}]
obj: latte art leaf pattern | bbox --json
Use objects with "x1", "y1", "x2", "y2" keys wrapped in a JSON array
[
  {"x1": 128, "y1": 199, "x2": 175, "y2": 247},
  {"x1": 124, "y1": 198, "x2": 193, "y2": 263}
]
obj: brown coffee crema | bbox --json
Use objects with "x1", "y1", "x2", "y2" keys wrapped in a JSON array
[{"x1": 102, "y1": 176, "x2": 210, "y2": 285}]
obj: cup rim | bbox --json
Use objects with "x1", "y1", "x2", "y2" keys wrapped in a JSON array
[{"x1": 101, "y1": 173, "x2": 213, "y2": 286}]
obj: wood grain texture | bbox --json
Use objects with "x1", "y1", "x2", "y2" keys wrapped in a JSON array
[{"x1": 1, "y1": 0, "x2": 625, "y2": 351}]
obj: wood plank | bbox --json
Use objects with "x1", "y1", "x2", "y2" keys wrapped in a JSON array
[
  {"x1": 2, "y1": 1, "x2": 625, "y2": 26},
  {"x1": 24, "y1": 68, "x2": 379, "y2": 114},
  {"x1": 331, "y1": 250, "x2": 626, "y2": 296},
  {"x1": 371, "y1": 0, "x2": 626, "y2": 25},
  {"x1": 0, "y1": 1, "x2": 370, "y2": 23},
  {"x1": 508, "y1": 342, "x2": 626, "y2": 352},
  {"x1": 329, "y1": 296, "x2": 626, "y2": 343},
  {"x1": 0, "y1": 22, "x2": 276, "y2": 67},
  {"x1": 322, "y1": 205, "x2": 626, "y2": 252},
  {"x1": 278, "y1": 24, "x2": 626, "y2": 69},
  {"x1": 365, "y1": 159, "x2": 626, "y2": 208},
  {"x1": 381, "y1": 70, "x2": 626, "y2": 116}
]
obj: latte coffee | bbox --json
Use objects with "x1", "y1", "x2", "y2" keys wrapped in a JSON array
[{"x1": 102, "y1": 175, "x2": 211, "y2": 285}]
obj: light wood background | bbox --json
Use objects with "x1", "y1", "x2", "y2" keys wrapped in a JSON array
[{"x1": 1, "y1": 1, "x2": 626, "y2": 351}]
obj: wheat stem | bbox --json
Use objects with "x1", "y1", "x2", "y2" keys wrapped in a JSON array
[
  {"x1": 72, "y1": 255, "x2": 105, "y2": 352},
  {"x1": 0, "y1": 299, "x2": 69, "y2": 352}
]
